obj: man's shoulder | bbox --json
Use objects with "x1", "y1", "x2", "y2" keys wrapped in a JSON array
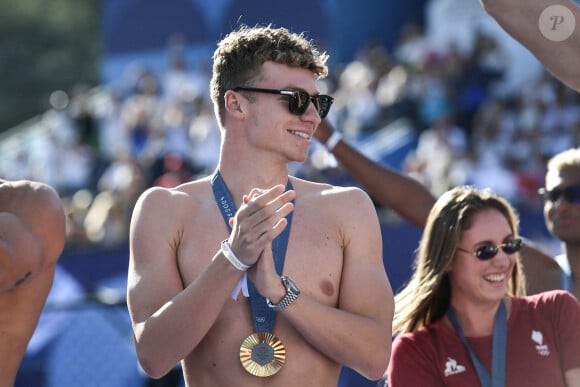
[
  {"x1": 297, "y1": 180, "x2": 374, "y2": 215},
  {"x1": 133, "y1": 177, "x2": 216, "y2": 227},
  {"x1": 138, "y1": 177, "x2": 210, "y2": 204},
  {"x1": 0, "y1": 179, "x2": 63, "y2": 221},
  {"x1": 1, "y1": 179, "x2": 56, "y2": 201},
  {"x1": 293, "y1": 176, "x2": 368, "y2": 198}
]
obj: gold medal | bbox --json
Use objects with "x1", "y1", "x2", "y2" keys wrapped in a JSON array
[{"x1": 240, "y1": 332, "x2": 285, "y2": 377}]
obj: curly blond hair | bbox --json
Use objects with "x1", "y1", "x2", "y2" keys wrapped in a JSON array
[{"x1": 209, "y1": 24, "x2": 329, "y2": 127}]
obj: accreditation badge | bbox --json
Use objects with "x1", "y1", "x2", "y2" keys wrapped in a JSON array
[{"x1": 239, "y1": 332, "x2": 286, "y2": 377}]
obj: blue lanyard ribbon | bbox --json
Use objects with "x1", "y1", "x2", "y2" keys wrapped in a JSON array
[
  {"x1": 211, "y1": 170, "x2": 294, "y2": 333},
  {"x1": 447, "y1": 300, "x2": 507, "y2": 387}
]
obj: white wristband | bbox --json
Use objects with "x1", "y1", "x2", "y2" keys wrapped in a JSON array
[
  {"x1": 220, "y1": 239, "x2": 252, "y2": 271},
  {"x1": 325, "y1": 131, "x2": 342, "y2": 152}
]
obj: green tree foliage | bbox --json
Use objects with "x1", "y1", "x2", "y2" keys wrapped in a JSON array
[{"x1": 0, "y1": 0, "x2": 100, "y2": 132}]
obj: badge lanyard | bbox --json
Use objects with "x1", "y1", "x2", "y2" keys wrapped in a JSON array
[
  {"x1": 447, "y1": 300, "x2": 507, "y2": 387},
  {"x1": 211, "y1": 170, "x2": 294, "y2": 333}
]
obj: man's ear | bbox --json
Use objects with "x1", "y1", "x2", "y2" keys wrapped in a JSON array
[{"x1": 224, "y1": 90, "x2": 244, "y2": 116}]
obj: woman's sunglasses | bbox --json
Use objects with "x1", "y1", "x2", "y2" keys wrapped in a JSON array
[
  {"x1": 538, "y1": 183, "x2": 580, "y2": 204},
  {"x1": 233, "y1": 87, "x2": 334, "y2": 118},
  {"x1": 456, "y1": 238, "x2": 522, "y2": 260}
]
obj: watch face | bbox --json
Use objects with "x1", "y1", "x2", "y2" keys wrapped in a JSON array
[{"x1": 283, "y1": 276, "x2": 300, "y2": 295}]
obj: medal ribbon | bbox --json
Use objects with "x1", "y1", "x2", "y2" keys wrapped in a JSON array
[
  {"x1": 447, "y1": 300, "x2": 507, "y2": 387},
  {"x1": 211, "y1": 170, "x2": 294, "y2": 333}
]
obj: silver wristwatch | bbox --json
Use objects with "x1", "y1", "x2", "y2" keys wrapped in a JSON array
[{"x1": 266, "y1": 275, "x2": 301, "y2": 312}]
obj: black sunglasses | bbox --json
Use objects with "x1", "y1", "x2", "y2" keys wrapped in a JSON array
[
  {"x1": 233, "y1": 87, "x2": 334, "y2": 118},
  {"x1": 456, "y1": 238, "x2": 522, "y2": 260},
  {"x1": 538, "y1": 183, "x2": 580, "y2": 204}
]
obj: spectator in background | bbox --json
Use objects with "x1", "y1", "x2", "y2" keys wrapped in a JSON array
[
  {"x1": 386, "y1": 185, "x2": 580, "y2": 386},
  {"x1": 0, "y1": 179, "x2": 66, "y2": 386},
  {"x1": 540, "y1": 147, "x2": 580, "y2": 298}
]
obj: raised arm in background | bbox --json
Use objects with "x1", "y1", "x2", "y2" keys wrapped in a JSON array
[{"x1": 481, "y1": 0, "x2": 580, "y2": 91}]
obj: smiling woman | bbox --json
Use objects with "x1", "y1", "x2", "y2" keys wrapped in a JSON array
[{"x1": 385, "y1": 185, "x2": 580, "y2": 387}]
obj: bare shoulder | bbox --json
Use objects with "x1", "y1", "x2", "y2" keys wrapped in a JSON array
[
  {"x1": 291, "y1": 177, "x2": 375, "y2": 212},
  {"x1": 292, "y1": 176, "x2": 371, "y2": 199},
  {"x1": 130, "y1": 176, "x2": 215, "y2": 248},
  {"x1": 133, "y1": 177, "x2": 212, "y2": 217},
  {"x1": 0, "y1": 179, "x2": 63, "y2": 214},
  {"x1": 0, "y1": 179, "x2": 65, "y2": 247}
]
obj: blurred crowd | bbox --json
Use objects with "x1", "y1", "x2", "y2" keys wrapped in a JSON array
[{"x1": 1, "y1": 22, "x2": 579, "y2": 251}]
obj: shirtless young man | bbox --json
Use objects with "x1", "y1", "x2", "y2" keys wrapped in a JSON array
[
  {"x1": 0, "y1": 179, "x2": 66, "y2": 387},
  {"x1": 127, "y1": 25, "x2": 394, "y2": 386},
  {"x1": 480, "y1": 0, "x2": 580, "y2": 91}
]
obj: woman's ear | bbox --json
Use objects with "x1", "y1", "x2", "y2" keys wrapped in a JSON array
[{"x1": 445, "y1": 259, "x2": 453, "y2": 273}]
